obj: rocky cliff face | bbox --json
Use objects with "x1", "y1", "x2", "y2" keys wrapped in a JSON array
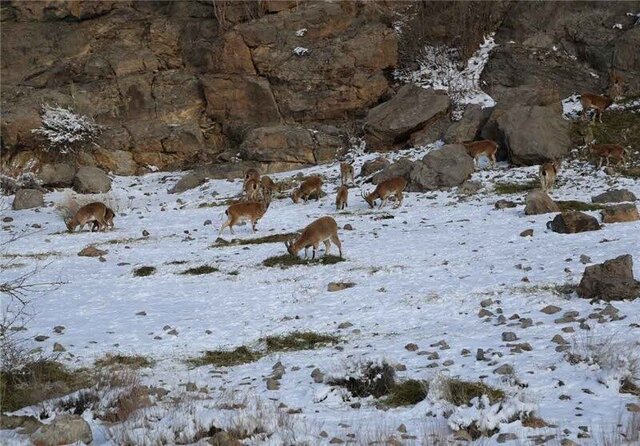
[
  {"x1": 0, "y1": 0, "x2": 396, "y2": 175},
  {"x1": 1, "y1": 1, "x2": 638, "y2": 176}
]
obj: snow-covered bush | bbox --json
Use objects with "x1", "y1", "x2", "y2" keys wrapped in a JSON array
[{"x1": 32, "y1": 105, "x2": 101, "y2": 154}]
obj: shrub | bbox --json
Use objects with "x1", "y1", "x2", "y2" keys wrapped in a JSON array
[
  {"x1": 32, "y1": 105, "x2": 101, "y2": 154},
  {"x1": 385, "y1": 379, "x2": 429, "y2": 407},
  {"x1": 133, "y1": 266, "x2": 156, "y2": 277},
  {"x1": 188, "y1": 346, "x2": 262, "y2": 368},
  {"x1": 180, "y1": 265, "x2": 219, "y2": 275}
]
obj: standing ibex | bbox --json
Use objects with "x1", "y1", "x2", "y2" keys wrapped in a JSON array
[
  {"x1": 463, "y1": 140, "x2": 498, "y2": 168},
  {"x1": 284, "y1": 216, "x2": 342, "y2": 259},
  {"x1": 336, "y1": 185, "x2": 348, "y2": 211},
  {"x1": 292, "y1": 176, "x2": 323, "y2": 203},
  {"x1": 66, "y1": 202, "x2": 114, "y2": 232},
  {"x1": 539, "y1": 160, "x2": 561, "y2": 191},
  {"x1": 590, "y1": 144, "x2": 625, "y2": 168},
  {"x1": 361, "y1": 177, "x2": 407, "y2": 209},
  {"x1": 340, "y1": 162, "x2": 354, "y2": 185},
  {"x1": 243, "y1": 178, "x2": 260, "y2": 201},
  {"x1": 219, "y1": 196, "x2": 270, "y2": 235},
  {"x1": 580, "y1": 93, "x2": 613, "y2": 123}
]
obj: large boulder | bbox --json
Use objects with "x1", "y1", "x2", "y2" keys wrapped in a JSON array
[
  {"x1": 364, "y1": 86, "x2": 450, "y2": 149},
  {"x1": 591, "y1": 189, "x2": 637, "y2": 204},
  {"x1": 30, "y1": 414, "x2": 93, "y2": 446},
  {"x1": 577, "y1": 255, "x2": 640, "y2": 301},
  {"x1": 240, "y1": 125, "x2": 343, "y2": 166},
  {"x1": 12, "y1": 188, "x2": 44, "y2": 210},
  {"x1": 496, "y1": 104, "x2": 570, "y2": 165},
  {"x1": 443, "y1": 105, "x2": 488, "y2": 144},
  {"x1": 168, "y1": 172, "x2": 206, "y2": 194},
  {"x1": 359, "y1": 157, "x2": 391, "y2": 178},
  {"x1": 73, "y1": 166, "x2": 112, "y2": 194},
  {"x1": 372, "y1": 145, "x2": 474, "y2": 192},
  {"x1": 600, "y1": 203, "x2": 640, "y2": 223},
  {"x1": 38, "y1": 163, "x2": 75, "y2": 187},
  {"x1": 409, "y1": 145, "x2": 474, "y2": 191},
  {"x1": 548, "y1": 211, "x2": 601, "y2": 234},
  {"x1": 524, "y1": 190, "x2": 559, "y2": 215}
]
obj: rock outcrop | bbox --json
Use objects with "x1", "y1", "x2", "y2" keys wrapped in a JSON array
[
  {"x1": 548, "y1": 211, "x2": 601, "y2": 234},
  {"x1": 577, "y1": 255, "x2": 640, "y2": 301},
  {"x1": 73, "y1": 166, "x2": 111, "y2": 194},
  {"x1": 524, "y1": 190, "x2": 559, "y2": 215},
  {"x1": 12, "y1": 188, "x2": 44, "y2": 210},
  {"x1": 592, "y1": 189, "x2": 637, "y2": 204}
]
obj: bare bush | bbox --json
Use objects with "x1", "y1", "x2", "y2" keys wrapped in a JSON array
[{"x1": 32, "y1": 105, "x2": 101, "y2": 154}]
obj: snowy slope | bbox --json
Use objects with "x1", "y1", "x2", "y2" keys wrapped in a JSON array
[{"x1": 1, "y1": 147, "x2": 639, "y2": 445}]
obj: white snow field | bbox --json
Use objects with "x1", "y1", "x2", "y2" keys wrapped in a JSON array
[{"x1": 1, "y1": 146, "x2": 639, "y2": 445}]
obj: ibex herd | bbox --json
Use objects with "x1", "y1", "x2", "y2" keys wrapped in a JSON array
[{"x1": 62, "y1": 80, "x2": 628, "y2": 262}]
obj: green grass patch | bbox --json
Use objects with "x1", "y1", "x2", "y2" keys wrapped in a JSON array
[
  {"x1": 94, "y1": 354, "x2": 154, "y2": 369},
  {"x1": 214, "y1": 232, "x2": 299, "y2": 247},
  {"x1": 264, "y1": 331, "x2": 339, "y2": 352},
  {"x1": 556, "y1": 200, "x2": 605, "y2": 212},
  {"x1": 0, "y1": 360, "x2": 89, "y2": 412},
  {"x1": 262, "y1": 254, "x2": 345, "y2": 268},
  {"x1": 442, "y1": 378, "x2": 505, "y2": 406},
  {"x1": 180, "y1": 265, "x2": 219, "y2": 275},
  {"x1": 384, "y1": 379, "x2": 429, "y2": 407},
  {"x1": 494, "y1": 180, "x2": 538, "y2": 195},
  {"x1": 133, "y1": 266, "x2": 156, "y2": 277},
  {"x1": 187, "y1": 346, "x2": 263, "y2": 368}
]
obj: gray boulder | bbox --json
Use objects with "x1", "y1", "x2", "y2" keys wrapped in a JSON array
[
  {"x1": 371, "y1": 158, "x2": 415, "y2": 185},
  {"x1": 38, "y1": 163, "x2": 76, "y2": 187},
  {"x1": 496, "y1": 105, "x2": 571, "y2": 165},
  {"x1": 409, "y1": 145, "x2": 474, "y2": 191},
  {"x1": 548, "y1": 211, "x2": 601, "y2": 234},
  {"x1": 443, "y1": 105, "x2": 488, "y2": 144},
  {"x1": 359, "y1": 157, "x2": 390, "y2": 178},
  {"x1": 592, "y1": 189, "x2": 637, "y2": 204},
  {"x1": 577, "y1": 255, "x2": 640, "y2": 301},
  {"x1": 30, "y1": 415, "x2": 92, "y2": 446},
  {"x1": 12, "y1": 189, "x2": 44, "y2": 210},
  {"x1": 73, "y1": 166, "x2": 111, "y2": 194},
  {"x1": 524, "y1": 190, "x2": 559, "y2": 215},
  {"x1": 169, "y1": 172, "x2": 206, "y2": 194},
  {"x1": 364, "y1": 85, "x2": 450, "y2": 149}
]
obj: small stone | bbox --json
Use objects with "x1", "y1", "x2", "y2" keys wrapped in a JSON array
[
  {"x1": 495, "y1": 200, "x2": 517, "y2": 209},
  {"x1": 494, "y1": 364, "x2": 514, "y2": 375},
  {"x1": 53, "y1": 326, "x2": 65, "y2": 334},
  {"x1": 497, "y1": 433, "x2": 518, "y2": 443},
  {"x1": 580, "y1": 255, "x2": 591, "y2": 264},
  {"x1": 53, "y1": 343, "x2": 65, "y2": 352},
  {"x1": 405, "y1": 343, "x2": 419, "y2": 351},
  {"x1": 502, "y1": 332, "x2": 518, "y2": 342},
  {"x1": 349, "y1": 402, "x2": 361, "y2": 409},
  {"x1": 337, "y1": 322, "x2": 353, "y2": 329},
  {"x1": 327, "y1": 282, "x2": 355, "y2": 292},
  {"x1": 311, "y1": 368, "x2": 325, "y2": 383},
  {"x1": 34, "y1": 335, "x2": 49, "y2": 342},
  {"x1": 521, "y1": 318, "x2": 533, "y2": 328},
  {"x1": 552, "y1": 335, "x2": 568, "y2": 345},
  {"x1": 78, "y1": 246, "x2": 107, "y2": 257},
  {"x1": 626, "y1": 403, "x2": 640, "y2": 412},
  {"x1": 443, "y1": 359, "x2": 454, "y2": 366},
  {"x1": 395, "y1": 363, "x2": 407, "y2": 371},
  {"x1": 266, "y1": 378, "x2": 280, "y2": 390},
  {"x1": 142, "y1": 230, "x2": 150, "y2": 236},
  {"x1": 460, "y1": 348, "x2": 470, "y2": 356},
  {"x1": 397, "y1": 424, "x2": 407, "y2": 433},
  {"x1": 520, "y1": 229, "x2": 534, "y2": 237},
  {"x1": 478, "y1": 308, "x2": 494, "y2": 318},
  {"x1": 167, "y1": 329, "x2": 178, "y2": 336},
  {"x1": 320, "y1": 431, "x2": 328, "y2": 438},
  {"x1": 136, "y1": 311, "x2": 147, "y2": 316},
  {"x1": 476, "y1": 349, "x2": 485, "y2": 361},
  {"x1": 561, "y1": 327, "x2": 575, "y2": 333},
  {"x1": 203, "y1": 220, "x2": 212, "y2": 226},
  {"x1": 561, "y1": 440, "x2": 579, "y2": 446},
  {"x1": 185, "y1": 382, "x2": 197, "y2": 392},
  {"x1": 480, "y1": 298, "x2": 493, "y2": 308},
  {"x1": 329, "y1": 438, "x2": 344, "y2": 444},
  {"x1": 541, "y1": 305, "x2": 562, "y2": 315},
  {"x1": 2, "y1": 217, "x2": 13, "y2": 223},
  {"x1": 343, "y1": 224, "x2": 353, "y2": 230}
]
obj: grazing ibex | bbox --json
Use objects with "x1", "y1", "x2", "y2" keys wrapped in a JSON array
[
  {"x1": 361, "y1": 177, "x2": 407, "y2": 209},
  {"x1": 291, "y1": 176, "x2": 323, "y2": 204},
  {"x1": 66, "y1": 202, "x2": 113, "y2": 232},
  {"x1": 580, "y1": 93, "x2": 613, "y2": 122},
  {"x1": 260, "y1": 175, "x2": 276, "y2": 199},
  {"x1": 590, "y1": 144, "x2": 625, "y2": 168},
  {"x1": 340, "y1": 162, "x2": 354, "y2": 185},
  {"x1": 219, "y1": 196, "x2": 270, "y2": 235},
  {"x1": 243, "y1": 178, "x2": 260, "y2": 201},
  {"x1": 463, "y1": 140, "x2": 498, "y2": 167},
  {"x1": 539, "y1": 160, "x2": 561, "y2": 191},
  {"x1": 284, "y1": 216, "x2": 342, "y2": 259},
  {"x1": 336, "y1": 185, "x2": 348, "y2": 211}
]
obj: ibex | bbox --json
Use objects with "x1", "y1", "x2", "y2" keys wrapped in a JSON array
[
  {"x1": 463, "y1": 140, "x2": 498, "y2": 167},
  {"x1": 336, "y1": 185, "x2": 348, "y2": 211},
  {"x1": 243, "y1": 178, "x2": 260, "y2": 201},
  {"x1": 590, "y1": 144, "x2": 625, "y2": 168},
  {"x1": 291, "y1": 176, "x2": 323, "y2": 203},
  {"x1": 66, "y1": 202, "x2": 114, "y2": 232},
  {"x1": 284, "y1": 216, "x2": 342, "y2": 259},
  {"x1": 340, "y1": 162, "x2": 354, "y2": 185},
  {"x1": 244, "y1": 168, "x2": 260, "y2": 184},
  {"x1": 361, "y1": 177, "x2": 407, "y2": 209},
  {"x1": 219, "y1": 196, "x2": 270, "y2": 235},
  {"x1": 91, "y1": 207, "x2": 115, "y2": 232},
  {"x1": 539, "y1": 160, "x2": 561, "y2": 191},
  {"x1": 580, "y1": 93, "x2": 613, "y2": 122},
  {"x1": 260, "y1": 175, "x2": 276, "y2": 199}
]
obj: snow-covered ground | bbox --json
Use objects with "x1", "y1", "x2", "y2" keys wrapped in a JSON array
[{"x1": 1, "y1": 148, "x2": 639, "y2": 445}]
